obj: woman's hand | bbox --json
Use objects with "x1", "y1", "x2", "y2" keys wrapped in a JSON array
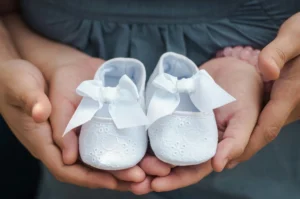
[{"x1": 140, "y1": 56, "x2": 264, "y2": 192}]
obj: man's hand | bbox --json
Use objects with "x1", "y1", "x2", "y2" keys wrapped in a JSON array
[
  {"x1": 0, "y1": 60, "x2": 130, "y2": 189},
  {"x1": 3, "y1": 13, "x2": 175, "y2": 194},
  {"x1": 228, "y1": 55, "x2": 300, "y2": 168},
  {"x1": 258, "y1": 12, "x2": 300, "y2": 81}
]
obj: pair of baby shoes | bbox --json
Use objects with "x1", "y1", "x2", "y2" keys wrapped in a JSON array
[{"x1": 64, "y1": 52, "x2": 235, "y2": 170}]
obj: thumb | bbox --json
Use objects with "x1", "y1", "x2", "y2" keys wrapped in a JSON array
[
  {"x1": 259, "y1": 13, "x2": 300, "y2": 81},
  {"x1": 2, "y1": 60, "x2": 51, "y2": 123},
  {"x1": 18, "y1": 90, "x2": 51, "y2": 123}
]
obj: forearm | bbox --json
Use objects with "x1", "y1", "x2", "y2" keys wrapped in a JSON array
[
  {"x1": 3, "y1": 14, "x2": 97, "y2": 80},
  {"x1": 0, "y1": 18, "x2": 19, "y2": 61}
]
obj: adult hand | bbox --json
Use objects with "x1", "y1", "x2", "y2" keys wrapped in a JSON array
[
  {"x1": 49, "y1": 57, "x2": 152, "y2": 184},
  {"x1": 225, "y1": 12, "x2": 300, "y2": 168},
  {"x1": 258, "y1": 12, "x2": 300, "y2": 81},
  {"x1": 51, "y1": 58, "x2": 177, "y2": 194},
  {"x1": 0, "y1": 60, "x2": 129, "y2": 190},
  {"x1": 140, "y1": 56, "x2": 264, "y2": 192},
  {"x1": 228, "y1": 55, "x2": 300, "y2": 168},
  {"x1": 4, "y1": 13, "x2": 171, "y2": 194}
]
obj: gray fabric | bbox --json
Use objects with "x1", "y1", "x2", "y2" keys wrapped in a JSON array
[
  {"x1": 21, "y1": 0, "x2": 300, "y2": 76},
  {"x1": 20, "y1": 0, "x2": 300, "y2": 198}
]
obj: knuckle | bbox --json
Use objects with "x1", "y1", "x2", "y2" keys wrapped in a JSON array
[
  {"x1": 264, "y1": 126, "x2": 280, "y2": 143},
  {"x1": 274, "y1": 47, "x2": 286, "y2": 63},
  {"x1": 19, "y1": 92, "x2": 31, "y2": 109}
]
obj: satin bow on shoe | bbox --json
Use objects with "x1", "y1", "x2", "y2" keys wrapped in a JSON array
[
  {"x1": 147, "y1": 69, "x2": 236, "y2": 125},
  {"x1": 63, "y1": 75, "x2": 149, "y2": 136}
]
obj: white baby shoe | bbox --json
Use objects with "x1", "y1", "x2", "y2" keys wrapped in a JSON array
[
  {"x1": 146, "y1": 52, "x2": 236, "y2": 166},
  {"x1": 64, "y1": 58, "x2": 149, "y2": 170}
]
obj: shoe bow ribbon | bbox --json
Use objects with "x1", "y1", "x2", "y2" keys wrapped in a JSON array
[
  {"x1": 63, "y1": 75, "x2": 149, "y2": 136},
  {"x1": 147, "y1": 69, "x2": 236, "y2": 125}
]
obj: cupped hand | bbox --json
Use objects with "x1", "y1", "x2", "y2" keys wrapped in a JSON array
[
  {"x1": 139, "y1": 56, "x2": 264, "y2": 192},
  {"x1": 225, "y1": 12, "x2": 300, "y2": 168},
  {"x1": 50, "y1": 57, "x2": 179, "y2": 194},
  {"x1": 207, "y1": 57, "x2": 264, "y2": 172},
  {"x1": 0, "y1": 60, "x2": 130, "y2": 190},
  {"x1": 228, "y1": 55, "x2": 300, "y2": 168},
  {"x1": 2, "y1": 13, "x2": 172, "y2": 194},
  {"x1": 48, "y1": 57, "x2": 150, "y2": 184}
]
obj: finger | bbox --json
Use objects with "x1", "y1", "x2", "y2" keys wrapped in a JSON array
[
  {"x1": 212, "y1": 109, "x2": 257, "y2": 172},
  {"x1": 4, "y1": 103, "x2": 129, "y2": 191},
  {"x1": 18, "y1": 90, "x2": 52, "y2": 123},
  {"x1": 110, "y1": 166, "x2": 146, "y2": 183},
  {"x1": 49, "y1": 62, "x2": 102, "y2": 165},
  {"x1": 40, "y1": 142, "x2": 132, "y2": 190},
  {"x1": 258, "y1": 13, "x2": 300, "y2": 81},
  {"x1": 151, "y1": 161, "x2": 212, "y2": 192},
  {"x1": 229, "y1": 98, "x2": 295, "y2": 167},
  {"x1": 51, "y1": 93, "x2": 79, "y2": 165},
  {"x1": 131, "y1": 176, "x2": 153, "y2": 195},
  {"x1": 139, "y1": 154, "x2": 171, "y2": 177},
  {"x1": 2, "y1": 60, "x2": 51, "y2": 123}
]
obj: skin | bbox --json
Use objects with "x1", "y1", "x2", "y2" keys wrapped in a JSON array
[
  {"x1": 0, "y1": 16, "x2": 137, "y2": 191},
  {"x1": 147, "y1": 56, "x2": 264, "y2": 191},
  {"x1": 1, "y1": 1, "x2": 300, "y2": 194},
  {"x1": 3, "y1": 13, "x2": 264, "y2": 193},
  {"x1": 226, "y1": 12, "x2": 300, "y2": 169}
]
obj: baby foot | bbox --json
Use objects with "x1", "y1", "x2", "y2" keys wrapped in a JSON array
[{"x1": 216, "y1": 46, "x2": 261, "y2": 73}]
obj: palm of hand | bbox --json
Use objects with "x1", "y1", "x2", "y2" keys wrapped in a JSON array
[
  {"x1": 204, "y1": 58, "x2": 263, "y2": 171},
  {"x1": 141, "y1": 57, "x2": 264, "y2": 192},
  {"x1": 46, "y1": 56, "x2": 263, "y2": 194},
  {"x1": 0, "y1": 60, "x2": 123, "y2": 190},
  {"x1": 49, "y1": 57, "x2": 162, "y2": 193}
]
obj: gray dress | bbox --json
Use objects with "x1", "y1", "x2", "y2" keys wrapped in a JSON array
[{"x1": 21, "y1": 0, "x2": 300, "y2": 198}]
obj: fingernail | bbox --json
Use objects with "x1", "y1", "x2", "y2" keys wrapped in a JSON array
[{"x1": 227, "y1": 161, "x2": 239, "y2": 169}]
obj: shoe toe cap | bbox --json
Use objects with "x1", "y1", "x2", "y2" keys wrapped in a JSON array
[
  {"x1": 149, "y1": 112, "x2": 218, "y2": 166},
  {"x1": 79, "y1": 118, "x2": 147, "y2": 170}
]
